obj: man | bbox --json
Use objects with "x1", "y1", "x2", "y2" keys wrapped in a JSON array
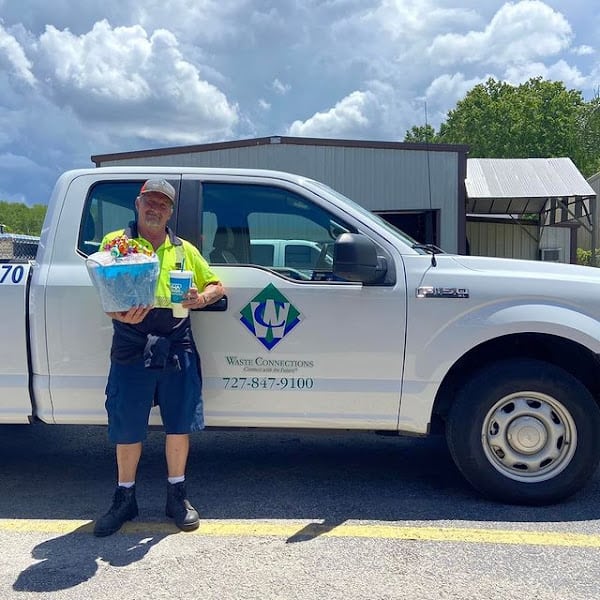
[{"x1": 94, "y1": 178, "x2": 224, "y2": 537}]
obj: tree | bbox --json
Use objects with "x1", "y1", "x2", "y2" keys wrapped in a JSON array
[
  {"x1": 440, "y1": 77, "x2": 583, "y2": 156},
  {"x1": 404, "y1": 124, "x2": 439, "y2": 144},
  {"x1": 404, "y1": 77, "x2": 600, "y2": 177},
  {"x1": 0, "y1": 202, "x2": 47, "y2": 236},
  {"x1": 577, "y1": 90, "x2": 600, "y2": 177}
]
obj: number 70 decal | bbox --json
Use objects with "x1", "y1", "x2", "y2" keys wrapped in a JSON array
[{"x1": 0, "y1": 264, "x2": 28, "y2": 285}]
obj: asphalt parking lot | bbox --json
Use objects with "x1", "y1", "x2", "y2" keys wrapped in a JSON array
[{"x1": 1, "y1": 424, "x2": 600, "y2": 599}]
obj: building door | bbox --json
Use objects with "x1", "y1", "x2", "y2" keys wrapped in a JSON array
[{"x1": 375, "y1": 210, "x2": 439, "y2": 246}]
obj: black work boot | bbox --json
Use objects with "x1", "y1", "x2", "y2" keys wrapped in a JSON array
[
  {"x1": 93, "y1": 486, "x2": 138, "y2": 537},
  {"x1": 166, "y1": 481, "x2": 200, "y2": 531}
]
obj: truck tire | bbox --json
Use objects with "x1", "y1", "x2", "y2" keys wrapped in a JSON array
[{"x1": 446, "y1": 358, "x2": 600, "y2": 505}]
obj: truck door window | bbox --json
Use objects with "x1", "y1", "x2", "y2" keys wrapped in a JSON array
[
  {"x1": 200, "y1": 211, "x2": 217, "y2": 258},
  {"x1": 202, "y1": 182, "x2": 354, "y2": 281},
  {"x1": 78, "y1": 182, "x2": 140, "y2": 255},
  {"x1": 250, "y1": 242, "x2": 275, "y2": 267},
  {"x1": 78, "y1": 180, "x2": 177, "y2": 256},
  {"x1": 285, "y1": 244, "x2": 323, "y2": 271}
]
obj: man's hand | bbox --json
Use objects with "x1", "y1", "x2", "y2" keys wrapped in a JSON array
[
  {"x1": 182, "y1": 282, "x2": 224, "y2": 309},
  {"x1": 182, "y1": 285, "x2": 201, "y2": 309},
  {"x1": 107, "y1": 305, "x2": 153, "y2": 324}
]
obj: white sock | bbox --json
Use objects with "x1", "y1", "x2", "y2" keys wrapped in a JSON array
[
  {"x1": 118, "y1": 481, "x2": 135, "y2": 488},
  {"x1": 168, "y1": 475, "x2": 185, "y2": 485}
]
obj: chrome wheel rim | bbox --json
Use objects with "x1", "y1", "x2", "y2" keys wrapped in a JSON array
[{"x1": 482, "y1": 392, "x2": 577, "y2": 482}]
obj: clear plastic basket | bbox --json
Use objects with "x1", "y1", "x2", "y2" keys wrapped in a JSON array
[{"x1": 86, "y1": 251, "x2": 159, "y2": 312}]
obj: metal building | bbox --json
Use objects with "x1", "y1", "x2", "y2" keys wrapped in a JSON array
[
  {"x1": 92, "y1": 137, "x2": 596, "y2": 263},
  {"x1": 588, "y1": 171, "x2": 600, "y2": 203},
  {"x1": 465, "y1": 157, "x2": 596, "y2": 264},
  {"x1": 92, "y1": 136, "x2": 470, "y2": 253},
  {"x1": 585, "y1": 170, "x2": 600, "y2": 256}
]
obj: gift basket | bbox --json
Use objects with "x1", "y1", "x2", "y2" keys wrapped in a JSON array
[{"x1": 86, "y1": 235, "x2": 159, "y2": 312}]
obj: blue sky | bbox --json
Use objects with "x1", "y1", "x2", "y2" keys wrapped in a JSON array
[{"x1": 0, "y1": 0, "x2": 598, "y2": 205}]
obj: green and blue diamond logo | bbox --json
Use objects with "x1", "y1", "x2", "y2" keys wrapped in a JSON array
[{"x1": 239, "y1": 283, "x2": 302, "y2": 350}]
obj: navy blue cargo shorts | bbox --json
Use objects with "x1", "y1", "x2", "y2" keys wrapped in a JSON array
[{"x1": 105, "y1": 350, "x2": 204, "y2": 444}]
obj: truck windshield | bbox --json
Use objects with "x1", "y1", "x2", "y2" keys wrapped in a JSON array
[{"x1": 305, "y1": 178, "x2": 422, "y2": 250}]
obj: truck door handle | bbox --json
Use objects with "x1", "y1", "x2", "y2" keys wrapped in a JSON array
[{"x1": 194, "y1": 295, "x2": 228, "y2": 312}]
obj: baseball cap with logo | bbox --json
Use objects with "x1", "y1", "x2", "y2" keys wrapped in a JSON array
[{"x1": 139, "y1": 179, "x2": 176, "y2": 205}]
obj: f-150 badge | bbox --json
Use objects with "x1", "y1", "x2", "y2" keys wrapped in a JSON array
[{"x1": 416, "y1": 286, "x2": 469, "y2": 298}]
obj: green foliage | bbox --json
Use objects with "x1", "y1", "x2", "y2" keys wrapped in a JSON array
[
  {"x1": 0, "y1": 202, "x2": 47, "y2": 236},
  {"x1": 576, "y1": 248, "x2": 600, "y2": 267},
  {"x1": 404, "y1": 124, "x2": 440, "y2": 144},
  {"x1": 405, "y1": 77, "x2": 600, "y2": 178},
  {"x1": 441, "y1": 77, "x2": 583, "y2": 158},
  {"x1": 576, "y1": 91, "x2": 600, "y2": 177}
]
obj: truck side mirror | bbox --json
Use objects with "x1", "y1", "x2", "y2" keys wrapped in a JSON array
[{"x1": 333, "y1": 233, "x2": 386, "y2": 284}]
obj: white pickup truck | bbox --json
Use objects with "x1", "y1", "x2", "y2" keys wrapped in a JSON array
[{"x1": 3, "y1": 166, "x2": 600, "y2": 506}]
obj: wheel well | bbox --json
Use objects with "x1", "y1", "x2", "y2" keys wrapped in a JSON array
[{"x1": 431, "y1": 333, "x2": 600, "y2": 434}]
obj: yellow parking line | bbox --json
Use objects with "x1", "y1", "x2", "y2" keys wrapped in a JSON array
[{"x1": 0, "y1": 518, "x2": 599, "y2": 547}]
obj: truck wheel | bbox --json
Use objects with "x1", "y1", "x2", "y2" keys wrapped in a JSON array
[{"x1": 446, "y1": 359, "x2": 600, "y2": 505}]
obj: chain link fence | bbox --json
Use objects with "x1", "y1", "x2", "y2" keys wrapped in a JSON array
[{"x1": 0, "y1": 234, "x2": 40, "y2": 261}]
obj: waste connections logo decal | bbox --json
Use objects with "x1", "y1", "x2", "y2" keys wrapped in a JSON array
[{"x1": 239, "y1": 283, "x2": 302, "y2": 350}]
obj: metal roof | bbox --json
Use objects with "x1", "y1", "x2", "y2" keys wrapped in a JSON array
[
  {"x1": 466, "y1": 157, "x2": 595, "y2": 214},
  {"x1": 91, "y1": 135, "x2": 469, "y2": 166}
]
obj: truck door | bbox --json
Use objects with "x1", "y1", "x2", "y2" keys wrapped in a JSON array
[
  {"x1": 41, "y1": 174, "x2": 180, "y2": 424},
  {"x1": 0, "y1": 262, "x2": 33, "y2": 423},
  {"x1": 181, "y1": 176, "x2": 407, "y2": 430}
]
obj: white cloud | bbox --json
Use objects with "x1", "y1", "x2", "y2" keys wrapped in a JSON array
[
  {"x1": 134, "y1": 0, "x2": 254, "y2": 44},
  {"x1": 368, "y1": 0, "x2": 480, "y2": 40},
  {"x1": 0, "y1": 0, "x2": 247, "y2": 42},
  {"x1": 504, "y1": 59, "x2": 587, "y2": 89},
  {"x1": 31, "y1": 20, "x2": 239, "y2": 144},
  {"x1": 426, "y1": 72, "x2": 487, "y2": 102},
  {"x1": 573, "y1": 45, "x2": 594, "y2": 56},
  {"x1": 288, "y1": 90, "x2": 377, "y2": 138},
  {"x1": 272, "y1": 78, "x2": 291, "y2": 95},
  {"x1": 425, "y1": 72, "x2": 490, "y2": 122},
  {"x1": 0, "y1": 24, "x2": 36, "y2": 85},
  {"x1": 286, "y1": 82, "x2": 417, "y2": 140},
  {"x1": 429, "y1": 0, "x2": 572, "y2": 67},
  {"x1": 0, "y1": 0, "x2": 598, "y2": 206}
]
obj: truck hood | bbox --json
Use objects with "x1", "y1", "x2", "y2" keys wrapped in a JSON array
[{"x1": 450, "y1": 254, "x2": 600, "y2": 283}]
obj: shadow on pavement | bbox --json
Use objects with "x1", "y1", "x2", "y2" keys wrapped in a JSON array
[
  {"x1": 1, "y1": 423, "x2": 599, "y2": 529},
  {"x1": 12, "y1": 522, "x2": 172, "y2": 592}
]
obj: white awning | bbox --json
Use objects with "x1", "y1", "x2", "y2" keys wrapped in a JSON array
[{"x1": 466, "y1": 157, "x2": 595, "y2": 214}]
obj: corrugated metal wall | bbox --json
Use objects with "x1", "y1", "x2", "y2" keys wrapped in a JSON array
[
  {"x1": 468, "y1": 220, "x2": 575, "y2": 263},
  {"x1": 586, "y1": 172, "x2": 600, "y2": 251},
  {"x1": 539, "y1": 227, "x2": 571, "y2": 263},
  {"x1": 577, "y1": 225, "x2": 592, "y2": 250},
  {"x1": 99, "y1": 143, "x2": 462, "y2": 253},
  {"x1": 467, "y1": 220, "x2": 539, "y2": 260}
]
